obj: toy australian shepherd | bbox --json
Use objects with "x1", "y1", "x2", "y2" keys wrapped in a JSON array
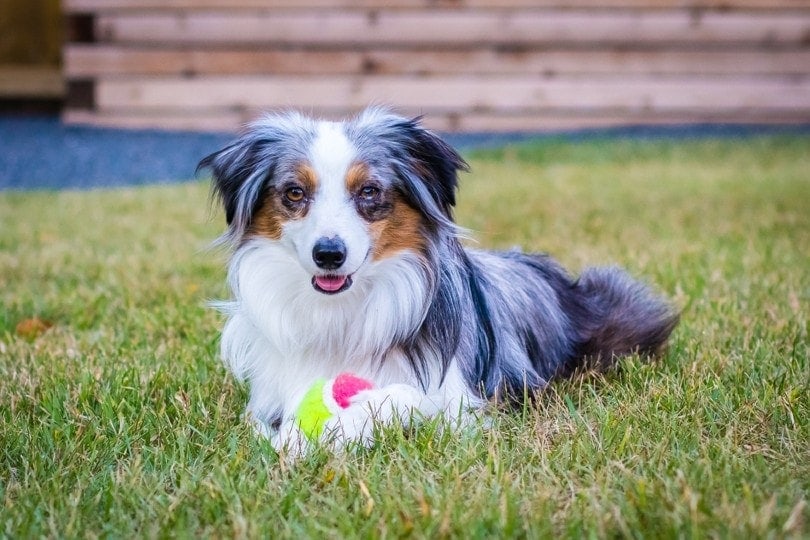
[{"x1": 199, "y1": 107, "x2": 678, "y2": 453}]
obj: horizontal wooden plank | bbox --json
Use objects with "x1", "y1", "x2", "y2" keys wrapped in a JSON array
[
  {"x1": 94, "y1": 75, "x2": 810, "y2": 113},
  {"x1": 64, "y1": 46, "x2": 357, "y2": 76},
  {"x1": 93, "y1": 11, "x2": 810, "y2": 46},
  {"x1": 64, "y1": 46, "x2": 362, "y2": 76},
  {"x1": 63, "y1": 0, "x2": 810, "y2": 12},
  {"x1": 0, "y1": 66, "x2": 64, "y2": 98},
  {"x1": 65, "y1": 46, "x2": 810, "y2": 77},
  {"x1": 63, "y1": 108, "x2": 810, "y2": 133},
  {"x1": 438, "y1": 110, "x2": 810, "y2": 131},
  {"x1": 63, "y1": 109, "x2": 251, "y2": 132}
]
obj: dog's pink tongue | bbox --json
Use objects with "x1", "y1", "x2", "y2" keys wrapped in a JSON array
[{"x1": 315, "y1": 275, "x2": 347, "y2": 292}]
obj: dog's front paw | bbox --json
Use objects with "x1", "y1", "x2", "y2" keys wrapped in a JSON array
[
  {"x1": 321, "y1": 384, "x2": 425, "y2": 447},
  {"x1": 321, "y1": 404, "x2": 376, "y2": 447}
]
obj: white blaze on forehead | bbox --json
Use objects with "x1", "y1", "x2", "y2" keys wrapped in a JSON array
[{"x1": 308, "y1": 122, "x2": 356, "y2": 200}]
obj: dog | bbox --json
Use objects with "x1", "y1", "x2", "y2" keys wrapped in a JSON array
[{"x1": 199, "y1": 107, "x2": 678, "y2": 453}]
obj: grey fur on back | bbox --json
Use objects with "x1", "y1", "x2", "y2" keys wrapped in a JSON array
[{"x1": 424, "y1": 248, "x2": 679, "y2": 400}]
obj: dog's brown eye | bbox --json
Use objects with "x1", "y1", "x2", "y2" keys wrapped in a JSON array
[
  {"x1": 359, "y1": 186, "x2": 380, "y2": 200},
  {"x1": 285, "y1": 187, "x2": 305, "y2": 203}
]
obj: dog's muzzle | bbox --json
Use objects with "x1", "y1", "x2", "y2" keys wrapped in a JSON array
[
  {"x1": 312, "y1": 236, "x2": 346, "y2": 270},
  {"x1": 312, "y1": 236, "x2": 353, "y2": 294}
]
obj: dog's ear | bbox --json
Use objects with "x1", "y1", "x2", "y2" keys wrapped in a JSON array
[
  {"x1": 199, "y1": 112, "x2": 314, "y2": 242},
  {"x1": 198, "y1": 135, "x2": 274, "y2": 232},
  {"x1": 200, "y1": 111, "x2": 320, "y2": 243},
  {"x1": 399, "y1": 119, "x2": 468, "y2": 216}
]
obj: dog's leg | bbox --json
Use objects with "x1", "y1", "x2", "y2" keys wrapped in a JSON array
[
  {"x1": 260, "y1": 384, "x2": 426, "y2": 457},
  {"x1": 320, "y1": 383, "x2": 428, "y2": 447},
  {"x1": 257, "y1": 385, "x2": 424, "y2": 460},
  {"x1": 322, "y1": 381, "x2": 481, "y2": 447}
]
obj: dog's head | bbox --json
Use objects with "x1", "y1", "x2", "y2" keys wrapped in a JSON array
[{"x1": 199, "y1": 107, "x2": 468, "y2": 295}]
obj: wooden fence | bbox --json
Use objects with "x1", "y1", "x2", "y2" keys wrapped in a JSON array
[{"x1": 62, "y1": 0, "x2": 810, "y2": 132}]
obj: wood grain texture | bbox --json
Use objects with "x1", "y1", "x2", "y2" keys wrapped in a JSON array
[
  {"x1": 94, "y1": 75, "x2": 810, "y2": 113},
  {"x1": 64, "y1": 0, "x2": 810, "y2": 12},
  {"x1": 64, "y1": 46, "x2": 810, "y2": 76},
  {"x1": 92, "y1": 11, "x2": 810, "y2": 47},
  {"x1": 63, "y1": 108, "x2": 810, "y2": 133}
]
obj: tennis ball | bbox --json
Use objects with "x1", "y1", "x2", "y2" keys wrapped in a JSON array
[{"x1": 295, "y1": 373, "x2": 374, "y2": 440}]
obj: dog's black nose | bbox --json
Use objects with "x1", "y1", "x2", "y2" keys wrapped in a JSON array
[{"x1": 312, "y1": 237, "x2": 347, "y2": 270}]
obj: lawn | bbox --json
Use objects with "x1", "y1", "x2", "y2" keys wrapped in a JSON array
[{"x1": 1, "y1": 134, "x2": 808, "y2": 538}]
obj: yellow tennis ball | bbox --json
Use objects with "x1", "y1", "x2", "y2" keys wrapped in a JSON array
[
  {"x1": 295, "y1": 378, "x2": 331, "y2": 440},
  {"x1": 294, "y1": 374, "x2": 375, "y2": 441}
]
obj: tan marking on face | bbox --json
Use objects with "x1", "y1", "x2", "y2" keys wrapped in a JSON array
[
  {"x1": 345, "y1": 161, "x2": 370, "y2": 193},
  {"x1": 249, "y1": 196, "x2": 284, "y2": 240},
  {"x1": 296, "y1": 163, "x2": 319, "y2": 194},
  {"x1": 249, "y1": 162, "x2": 319, "y2": 240},
  {"x1": 370, "y1": 195, "x2": 426, "y2": 260}
]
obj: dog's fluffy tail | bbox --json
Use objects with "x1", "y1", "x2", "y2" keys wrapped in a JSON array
[{"x1": 565, "y1": 267, "x2": 679, "y2": 374}]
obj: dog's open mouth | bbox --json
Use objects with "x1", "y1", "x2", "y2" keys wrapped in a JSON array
[{"x1": 312, "y1": 274, "x2": 353, "y2": 295}]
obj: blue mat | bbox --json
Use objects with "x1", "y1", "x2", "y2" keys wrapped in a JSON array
[
  {"x1": 1, "y1": 116, "x2": 808, "y2": 191},
  {"x1": 0, "y1": 117, "x2": 232, "y2": 190}
]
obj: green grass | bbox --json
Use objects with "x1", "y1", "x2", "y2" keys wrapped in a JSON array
[{"x1": 1, "y1": 135, "x2": 808, "y2": 538}]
